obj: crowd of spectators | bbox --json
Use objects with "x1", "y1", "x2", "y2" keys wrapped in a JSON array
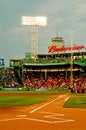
[
  {"x1": 71, "y1": 74, "x2": 86, "y2": 93},
  {"x1": 0, "y1": 67, "x2": 86, "y2": 93},
  {"x1": 0, "y1": 68, "x2": 19, "y2": 87},
  {"x1": 23, "y1": 71, "x2": 86, "y2": 93}
]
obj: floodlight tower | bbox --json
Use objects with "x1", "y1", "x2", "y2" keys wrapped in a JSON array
[{"x1": 22, "y1": 16, "x2": 47, "y2": 59}]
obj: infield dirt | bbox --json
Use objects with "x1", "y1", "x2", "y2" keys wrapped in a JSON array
[{"x1": 0, "y1": 94, "x2": 86, "y2": 130}]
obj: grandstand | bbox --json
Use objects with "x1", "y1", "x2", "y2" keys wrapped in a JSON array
[
  {"x1": 9, "y1": 35, "x2": 86, "y2": 92},
  {"x1": 0, "y1": 35, "x2": 86, "y2": 93}
]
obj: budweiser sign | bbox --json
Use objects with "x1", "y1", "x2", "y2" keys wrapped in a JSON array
[{"x1": 48, "y1": 45, "x2": 85, "y2": 53}]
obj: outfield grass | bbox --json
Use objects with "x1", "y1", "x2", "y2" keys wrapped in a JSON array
[
  {"x1": 0, "y1": 89, "x2": 69, "y2": 107},
  {"x1": 0, "y1": 96, "x2": 49, "y2": 106},
  {"x1": 64, "y1": 96, "x2": 86, "y2": 109},
  {"x1": 0, "y1": 89, "x2": 86, "y2": 108}
]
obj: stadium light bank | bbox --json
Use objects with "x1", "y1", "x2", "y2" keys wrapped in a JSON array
[{"x1": 21, "y1": 16, "x2": 47, "y2": 59}]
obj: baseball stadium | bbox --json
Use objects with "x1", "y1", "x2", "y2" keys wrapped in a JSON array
[{"x1": 0, "y1": 17, "x2": 86, "y2": 130}]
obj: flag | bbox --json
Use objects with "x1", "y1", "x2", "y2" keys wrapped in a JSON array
[{"x1": 0, "y1": 59, "x2": 4, "y2": 66}]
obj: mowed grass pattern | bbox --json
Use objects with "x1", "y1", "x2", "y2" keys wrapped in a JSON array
[
  {"x1": 64, "y1": 96, "x2": 86, "y2": 109},
  {"x1": 0, "y1": 96, "x2": 49, "y2": 106}
]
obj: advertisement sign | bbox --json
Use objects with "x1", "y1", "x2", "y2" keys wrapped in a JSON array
[{"x1": 0, "y1": 59, "x2": 4, "y2": 66}]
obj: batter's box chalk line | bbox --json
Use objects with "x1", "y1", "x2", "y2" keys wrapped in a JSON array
[
  {"x1": 0, "y1": 112, "x2": 74, "y2": 124},
  {"x1": 37, "y1": 111, "x2": 74, "y2": 123}
]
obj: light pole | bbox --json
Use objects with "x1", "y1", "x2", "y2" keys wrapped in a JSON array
[{"x1": 21, "y1": 16, "x2": 47, "y2": 59}]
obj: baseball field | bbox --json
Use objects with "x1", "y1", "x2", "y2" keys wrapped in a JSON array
[{"x1": 0, "y1": 89, "x2": 86, "y2": 130}]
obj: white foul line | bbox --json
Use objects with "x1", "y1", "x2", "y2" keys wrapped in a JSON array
[
  {"x1": 29, "y1": 95, "x2": 66, "y2": 113},
  {"x1": 0, "y1": 118, "x2": 22, "y2": 122},
  {"x1": 65, "y1": 96, "x2": 70, "y2": 102}
]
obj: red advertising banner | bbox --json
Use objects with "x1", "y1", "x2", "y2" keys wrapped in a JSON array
[{"x1": 48, "y1": 45, "x2": 85, "y2": 53}]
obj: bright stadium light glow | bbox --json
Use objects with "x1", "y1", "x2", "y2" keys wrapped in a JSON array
[{"x1": 21, "y1": 16, "x2": 47, "y2": 26}]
